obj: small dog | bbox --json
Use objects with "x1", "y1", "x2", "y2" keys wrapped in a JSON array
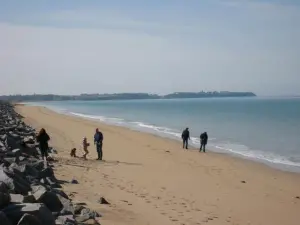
[{"x1": 70, "y1": 148, "x2": 77, "y2": 157}]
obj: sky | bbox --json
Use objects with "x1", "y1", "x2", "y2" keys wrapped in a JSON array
[{"x1": 0, "y1": 0, "x2": 299, "y2": 96}]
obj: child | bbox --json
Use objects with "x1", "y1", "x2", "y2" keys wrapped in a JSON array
[{"x1": 82, "y1": 137, "x2": 90, "y2": 159}]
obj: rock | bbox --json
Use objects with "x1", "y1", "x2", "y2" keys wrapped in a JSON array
[
  {"x1": 55, "y1": 215, "x2": 76, "y2": 225},
  {"x1": 10, "y1": 194, "x2": 36, "y2": 203},
  {"x1": 0, "y1": 211, "x2": 12, "y2": 225},
  {"x1": 295, "y1": 196, "x2": 300, "y2": 199},
  {"x1": 23, "y1": 136, "x2": 35, "y2": 144},
  {"x1": 39, "y1": 167, "x2": 54, "y2": 179},
  {"x1": 40, "y1": 177, "x2": 61, "y2": 188},
  {"x1": 71, "y1": 179, "x2": 79, "y2": 184},
  {"x1": 0, "y1": 192, "x2": 11, "y2": 208},
  {"x1": 6, "y1": 135, "x2": 21, "y2": 150},
  {"x1": 241, "y1": 181, "x2": 246, "y2": 184},
  {"x1": 2, "y1": 203, "x2": 55, "y2": 225},
  {"x1": 77, "y1": 208, "x2": 100, "y2": 222},
  {"x1": 11, "y1": 149, "x2": 21, "y2": 157},
  {"x1": 74, "y1": 204, "x2": 85, "y2": 214},
  {"x1": 17, "y1": 213, "x2": 43, "y2": 225},
  {"x1": 0, "y1": 167, "x2": 31, "y2": 194},
  {"x1": 3, "y1": 157, "x2": 17, "y2": 165},
  {"x1": 76, "y1": 213, "x2": 90, "y2": 223},
  {"x1": 0, "y1": 181, "x2": 8, "y2": 192},
  {"x1": 52, "y1": 189, "x2": 69, "y2": 199},
  {"x1": 21, "y1": 145, "x2": 39, "y2": 158},
  {"x1": 23, "y1": 194, "x2": 36, "y2": 203},
  {"x1": 10, "y1": 193, "x2": 24, "y2": 203},
  {"x1": 98, "y1": 197, "x2": 109, "y2": 205},
  {"x1": 32, "y1": 185, "x2": 63, "y2": 212},
  {"x1": 24, "y1": 159, "x2": 44, "y2": 171},
  {"x1": 10, "y1": 163, "x2": 39, "y2": 178},
  {"x1": 0, "y1": 134, "x2": 7, "y2": 141},
  {"x1": 56, "y1": 194, "x2": 74, "y2": 215}
]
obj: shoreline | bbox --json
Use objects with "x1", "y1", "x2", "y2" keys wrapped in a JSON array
[
  {"x1": 22, "y1": 102, "x2": 300, "y2": 173},
  {"x1": 16, "y1": 104, "x2": 300, "y2": 225}
]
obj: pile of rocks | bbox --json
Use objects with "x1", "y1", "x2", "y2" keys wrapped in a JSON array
[{"x1": 0, "y1": 102, "x2": 100, "y2": 225}]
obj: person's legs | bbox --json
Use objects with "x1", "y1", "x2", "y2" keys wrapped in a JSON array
[
  {"x1": 185, "y1": 139, "x2": 188, "y2": 149},
  {"x1": 200, "y1": 144, "x2": 203, "y2": 152},
  {"x1": 83, "y1": 149, "x2": 88, "y2": 159},
  {"x1": 96, "y1": 143, "x2": 103, "y2": 160},
  {"x1": 40, "y1": 145, "x2": 46, "y2": 160},
  {"x1": 182, "y1": 140, "x2": 185, "y2": 149},
  {"x1": 41, "y1": 150, "x2": 45, "y2": 160},
  {"x1": 99, "y1": 143, "x2": 103, "y2": 160},
  {"x1": 96, "y1": 144, "x2": 100, "y2": 159},
  {"x1": 203, "y1": 144, "x2": 206, "y2": 153}
]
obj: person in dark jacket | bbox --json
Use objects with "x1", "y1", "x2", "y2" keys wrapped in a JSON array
[
  {"x1": 181, "y1": 128, "x2": 190, "y2": 149},
  {"x1": 36, "y1": 128, "x2": 50, "y2": 160},
  {"x1": 94, "y1": 128, "x2": 103, "y2": 160},
  {"x1": 200, "y1": 132, "x2": 208, "y2": 152}
]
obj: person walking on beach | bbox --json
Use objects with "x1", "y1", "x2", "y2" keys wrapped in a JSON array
[
  {"x1": 94, "y1": 128, "x2": 103, "y2": 160},
  {"x1": 200, "y1": 132, "x2": 208, "y2": 152},
  {"x1": 181, "y1": 128, "x2": 190, "y2": 149},
  {"x1": 36, "y1": 128, "x2": 50, "y2": 161}
]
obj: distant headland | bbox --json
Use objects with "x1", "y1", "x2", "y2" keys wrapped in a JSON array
[{"x1": 0, "y1": 91, "x2": 256, "y2": 102}]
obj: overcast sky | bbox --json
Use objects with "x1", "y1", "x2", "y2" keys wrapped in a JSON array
[{"x1": 0, "y1": 0, "x2": 299, "y2": 96}]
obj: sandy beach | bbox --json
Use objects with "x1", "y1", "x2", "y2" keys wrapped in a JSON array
[{"x1": 16, "y1": 104, "x2": 300, "y2": 225}]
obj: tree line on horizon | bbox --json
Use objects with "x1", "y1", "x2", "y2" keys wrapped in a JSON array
[{"x1": 0, "y1": 91, "x2": 256, "y2": 102}]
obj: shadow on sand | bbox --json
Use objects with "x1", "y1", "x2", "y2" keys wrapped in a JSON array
[{"x1": 54, "y1": 156, "x2": 142, "y2": 169}]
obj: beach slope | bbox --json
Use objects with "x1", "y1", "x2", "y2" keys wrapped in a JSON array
[{"x1": 16, "y1": 105, "x2": 300, "y2": 225}]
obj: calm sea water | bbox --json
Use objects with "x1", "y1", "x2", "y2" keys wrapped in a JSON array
[{"x1": 29, "y1": 97, "x2": 300, "y2": 172}]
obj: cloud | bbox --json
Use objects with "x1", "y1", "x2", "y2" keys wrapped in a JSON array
[{"x1": 0, "y1": 2, "x2": 299, "y2": 96}]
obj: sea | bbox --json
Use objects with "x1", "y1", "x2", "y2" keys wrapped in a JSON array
[{"x1": 27, "y1": 97, "x2": 300, "y2": 172}]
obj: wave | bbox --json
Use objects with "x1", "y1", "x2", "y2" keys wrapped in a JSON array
[
  {"x1": 215, "y1": 145, "x2": 300, "y2": 167},
  {"x1": 70, "y1": 112, "x2": 125, "y2": 124},
  {"x1": 32, "y1": 105, "x2": 300, "y2": 169}
]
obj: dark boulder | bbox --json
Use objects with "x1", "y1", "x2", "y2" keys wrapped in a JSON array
[
  {"x1": 0, "y1": 181, "x2": 9, "y2": 192},
  {"x1": 9, "y1": 163, "x2": 39, "y2": 178},
  {"x1": 0, "y1": 168, "x2": 31, "y2": 194},
  {"x1": 2, "y1": 203, "x2": 55, "y2": 225},
  {"x1": 0, "y1": 211, "x2": 12, "y2": 225},
  {"x1": 98, "y1": 197, "x2": 109, "y2": 205},
  {"x1": 0, "y1": 191, "x2": 11, "y2": 208},
  {"x1": 32, "y1": 185, "x2": 63, "y2": 212},
  {"x1": 52, "y1": 189, "x2": 69, "y2": 199},
  {"x1": 39, "y1": 167, "x2": 54, "y2": 179},
  {"x1": 17, "y1": 213, "x2": 43, "y2": 225}
]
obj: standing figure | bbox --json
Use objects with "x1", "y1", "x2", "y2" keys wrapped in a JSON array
[
  {"x1": 94, "y1": 128, "x2": 104, "y2": 160},
  {"x1": 82, "y1": 137, "x2": 90, "y2": 159},
  {"x1": 200, "y1": 132, "x2": 208, "y2": 152},
  {"x1": 181, "y1": 128, "x2": 190, "y2": 149},
  {"x1": 36, "y1": 128, "x2": 50, "y2": 161}
]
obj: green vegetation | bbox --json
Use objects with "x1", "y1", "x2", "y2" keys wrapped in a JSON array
[{"x1": 0, "y1": 92, "x2": 256, "y2": 102}]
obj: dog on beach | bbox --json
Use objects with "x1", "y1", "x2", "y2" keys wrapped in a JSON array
[{"x1": 70, "y1": 148, "x2": 77, "y2": 157}]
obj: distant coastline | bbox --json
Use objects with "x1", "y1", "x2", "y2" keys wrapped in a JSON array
[{"x1": 0, "y1": 91, "x2": 256, "y2": 102}]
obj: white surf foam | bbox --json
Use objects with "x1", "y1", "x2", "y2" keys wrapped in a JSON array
[
  {"x1": 70, "y1": 112, "x2": 124, "y2": 124},
  {"x1": 215, "y1": 145, "x2": 300, "y2": 167}
]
